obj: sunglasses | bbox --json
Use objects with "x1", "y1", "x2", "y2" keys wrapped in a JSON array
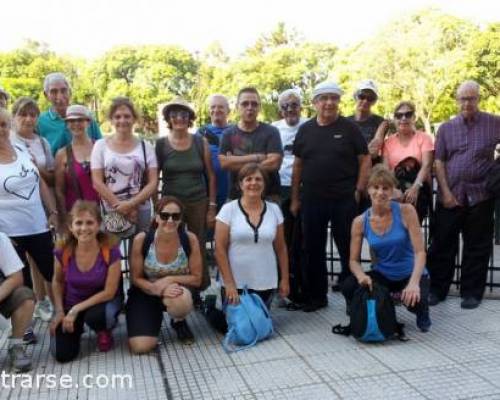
[
  {"x1": 357, "y1": 94, "x2": 376, "y2": 102},
  {"x1": 169, "y1": 110, "x2": 190, "y2": 120},
  {"x1": 240, "y1": 100, "x2": 260, "y2": 108},
  {"x1": 394, "y1": 111, "x2": 414, "y2": 119},
  {"x1": 159, "y1": 212, "x2": 182, "y2": 222},
  {"x1": 280, "y1": 102, "x2": 300, "y2": 111}
]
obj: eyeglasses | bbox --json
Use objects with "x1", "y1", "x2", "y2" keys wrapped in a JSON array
[
  {"x1": 240, "y1": 101, "x2": 260, "y2": 108},
  {"x1": 159, "y1": 211, "x2": 181, "y2": 222},
  {"x1": 357, "y1": 94, "x2": 376, "y2": 103},
  {"x1": 280, "y1": 102, "x2": 300, "y2": 112},
  {"x1": 67, "y1": 118, "x2": 87, "y2": 123},
  {"x1": 394, "y1": 111, "x2": 414, "y2": 119},
  {"x1": 169, "y1": 110, "x2": 190, "y2": 120}
]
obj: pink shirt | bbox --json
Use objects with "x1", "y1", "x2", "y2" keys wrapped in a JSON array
[{"x1": 383, "y1": 130, "x2": 434, "y2": 170}]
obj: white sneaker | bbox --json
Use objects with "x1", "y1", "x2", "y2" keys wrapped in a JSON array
[{"x1": 33, "y1": 299, "x2": 53, "y2": 322}]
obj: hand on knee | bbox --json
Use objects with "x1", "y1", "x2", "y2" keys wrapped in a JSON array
[{"x1": 165, "y1": 288, "x2": 193, "y2": 319}]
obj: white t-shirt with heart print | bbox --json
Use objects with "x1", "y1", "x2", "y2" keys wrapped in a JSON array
[{"x1": 0, "y1": 146, "x2": 48, "y2": 236}]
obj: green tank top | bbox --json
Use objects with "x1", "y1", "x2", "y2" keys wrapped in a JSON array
[{"x1": 160, "y1": 139, "x2": 206, "y2": 201}]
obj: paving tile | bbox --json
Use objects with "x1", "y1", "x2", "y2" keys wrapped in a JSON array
[
  {"x1": 236, "y1": 358, "x2": 322, "y2": 392},
  {"x1": 331, "y1": 373, "x2": 425, "y2": 400},
  {"x1": 399, "y1": 365, "x2": 499, "y2": 399},
  {"x1": 304, "y1": 348, "x2": 390, "y2": 381},
  {"x1": 254, "y1": 383, "x2": 338, "y2": 399},
  {"x1": 281, "y1": 328, "x2": 359, "y2": 356},
  {"x1": 366, "y1": 341, "x2": 454, "y2": 371}
]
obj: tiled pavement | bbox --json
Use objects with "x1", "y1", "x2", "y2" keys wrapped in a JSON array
[{"x1": 3, "y1": 291, "x2": 500, "y2": 400}]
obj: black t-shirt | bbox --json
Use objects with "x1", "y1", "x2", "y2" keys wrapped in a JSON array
[
  {"x1": 219, "y1": 122, "x2": 283, "y2": 199},
  {"x1": 347, "y1": 114, "x2": 384, "y2": 143},
  {"x1": 293, "y1": 116, "x2": 368, "y2": 199}
]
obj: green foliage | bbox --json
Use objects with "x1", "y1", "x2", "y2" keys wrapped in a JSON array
[{"x1": 0, "y1": 11, "x2": 498, "y2": 134}]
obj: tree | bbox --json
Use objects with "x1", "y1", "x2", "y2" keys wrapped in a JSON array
[
  {"x1": 334, "y1": 8, "x2": 480, "y2": 132},
  {"x1": 92, "y1": 45, "x2": 199, "y2": 133}
]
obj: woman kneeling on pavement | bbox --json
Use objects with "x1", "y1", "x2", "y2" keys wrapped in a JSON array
[
  {"x1": 126, "y1": 196, "x2": 202, "y2": 353},
  {"x1": 50, "y1": 201, "x2": 123, "y2": 362},
  {"x1": 342, "y1": 165, "x2": 431, "y2": 332}
]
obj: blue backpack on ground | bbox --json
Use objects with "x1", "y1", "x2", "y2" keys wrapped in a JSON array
[
  {"x1": 332, "y1": 283, "x2": 406, "y2": 342},
  {"x1": 222, "y1": 287, "x2": 274, "y2": 352}
]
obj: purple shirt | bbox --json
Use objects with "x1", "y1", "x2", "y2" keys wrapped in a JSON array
[
  {"x1": 435, "y1": 111, "x2": 500, "y2": 206},
  {"x1": 54, "y1": 246, "x2": 121, "y2": 309}
]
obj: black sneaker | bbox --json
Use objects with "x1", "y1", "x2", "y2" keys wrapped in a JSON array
[
  {"x1": 428, "y1": 293, "x2": 443, "y2": 306},
  {"x1": 461, "y1": 297, "x2": 481, "y2": 310},
  {"x1": 170, "y1": 319, "x2": 195, "y2": 345}
]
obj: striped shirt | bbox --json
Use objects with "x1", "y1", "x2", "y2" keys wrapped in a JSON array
[{"x1": 435, "y1": 111, "x2": 500, "y2": 206}]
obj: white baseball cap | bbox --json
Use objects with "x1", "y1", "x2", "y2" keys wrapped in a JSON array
[
  {"x1": 355, "y1": 80, "x2": 379, "y2": 99},
  {"x1": 65, "y1": 104, "x2": 92, "y2": 120},
  {"x1": 312, "y1": 81, "x2": 344, "y2": 100}
]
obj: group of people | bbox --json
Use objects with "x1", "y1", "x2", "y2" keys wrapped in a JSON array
[{"x1": 0, "y1": 72, "x2": 498, "y2": 372}]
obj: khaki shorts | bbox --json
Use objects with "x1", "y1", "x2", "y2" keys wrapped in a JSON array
[{"x1": 0, "y1": 286, "x2": 35, "y2": 318}]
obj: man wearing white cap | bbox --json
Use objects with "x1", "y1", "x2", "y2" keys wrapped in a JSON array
[
  {"x1": 291, "y1": 81, "x2": 371, "y2": 312},
  {"x1": 37, "y1": 72, "x2": 102, "y2": 155},
  {"x1": 347, "y1": 80, "x2": 385, "y2": 160}
]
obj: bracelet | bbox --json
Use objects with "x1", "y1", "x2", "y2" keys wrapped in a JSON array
[
  {"x1": 67, "y1": 308, "x2": 77, "y2": 316},
  {"x1": 209, "y1": 202, "x2": 217, "y2": 207}
]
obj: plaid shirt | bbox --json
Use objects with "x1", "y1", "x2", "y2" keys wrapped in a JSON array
[{"x1": 435, "y1": 111, "x2": 500, "y2": 206}]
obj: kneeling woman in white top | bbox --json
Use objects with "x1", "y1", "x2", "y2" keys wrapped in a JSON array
[{"x1": 215, "y1": 163, "x2": 289, "y2": 309}]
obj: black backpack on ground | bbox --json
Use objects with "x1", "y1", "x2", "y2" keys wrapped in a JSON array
[{"x1": 332, "y1": 283, "x2": 406, "y2": 342}]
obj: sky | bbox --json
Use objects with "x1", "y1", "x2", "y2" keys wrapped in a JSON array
[{"x1": 1, "y1": 0, "x2": 498, "y2": 59}]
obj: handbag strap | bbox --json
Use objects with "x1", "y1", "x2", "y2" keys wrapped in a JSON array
[
  {"x1": 66, "y1": 145, "x2": 83, "y2": 199},
  {"x1": 140, "y1": 139, "x2": 148, "y2": 190}
]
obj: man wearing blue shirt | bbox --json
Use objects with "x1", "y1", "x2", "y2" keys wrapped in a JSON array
[
  {"x1": 37, "y1": 72, "x2": 102, "y2": 155},
  {"x1": 196, "y1": 94, "x2": 231, "y2": 210}
]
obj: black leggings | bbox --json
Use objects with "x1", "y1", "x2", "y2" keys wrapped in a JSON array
[
  {"x1": 10, "y1": 231, "x2": 54, "y2": 288},
  {"x1": 205, "y1": 288, "x2": 275, "y2": 334},
  {"x1": 50, "y1": 297, "x2": 122, "y2": 363}
]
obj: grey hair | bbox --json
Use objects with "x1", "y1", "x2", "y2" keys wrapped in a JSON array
[
  {"x1": 456, "y1": 80, "x2": 480, "y2": 97},
  {"x1": 278, "y1": 88, "x2": 302, "y2": 107},
  {"x1": 43, "y1": 72, "x2": 71, "y2": 93},
  {"x1": 208, "y1": 94, "x2": 229, "y2": 109}
]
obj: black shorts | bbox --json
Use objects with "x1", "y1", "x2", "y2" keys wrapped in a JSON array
[{"x1": 125, "y1": 286, "x2": 166, "y2": 338}]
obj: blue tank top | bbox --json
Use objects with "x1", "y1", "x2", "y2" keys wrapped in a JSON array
[{"x1": 363, "y1": 201, "x2": 419, "y2": 281}]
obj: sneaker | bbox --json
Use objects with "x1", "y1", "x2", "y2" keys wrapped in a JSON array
[
  {"x1": 8, "y1": 343, "x2": 31, "y2": 372},
  {"x1": 461, "y1": 297, "x2": 481, "y2": 310},
  {"x1": 97, "y1": 330, "x2": 114, "y2": 352},
  {"x1": 34, "y1": 299, "x2": 53, "y2": 322},
  {"x1": 170, "y1": 319, "x2": 195, "y2": 345},
  {"x1": 23, "y1": 328, "x2": 37, "y2": 345},
  {"x1": 416, "y1": 310, "x2": 432, "y2": 332},
  {"x1": 428, "y1": 293, "x2": 443, "y2": 306}
]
